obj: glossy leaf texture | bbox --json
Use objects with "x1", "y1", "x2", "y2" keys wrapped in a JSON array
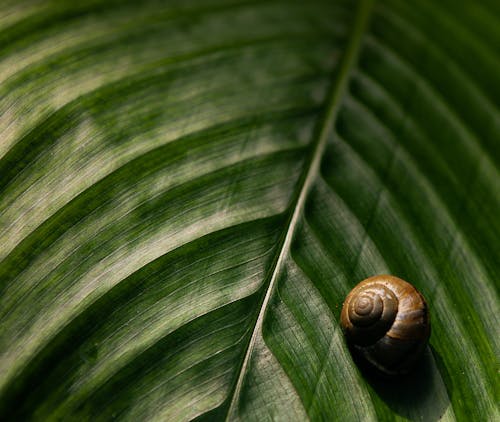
[{"x1": 0, "y1": 0, "x2": 498, "y2": 420}]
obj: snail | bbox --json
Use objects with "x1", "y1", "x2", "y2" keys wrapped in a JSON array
[{"x1": 340, "y1": 275, "x2": 430, "y2": 376}]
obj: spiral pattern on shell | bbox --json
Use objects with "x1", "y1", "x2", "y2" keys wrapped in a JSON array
[{"x1": 340, "y1": 275, "x2": 430, "y2": 375}]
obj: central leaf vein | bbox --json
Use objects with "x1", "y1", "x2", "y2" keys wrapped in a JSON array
[{"x1": 224, "y1": 0, "x2": 374, "y2": 419}]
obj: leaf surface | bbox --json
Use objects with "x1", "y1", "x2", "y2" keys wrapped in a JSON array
[{"x1": 0, "y1": 0, "x2": 498, "y2": 420}]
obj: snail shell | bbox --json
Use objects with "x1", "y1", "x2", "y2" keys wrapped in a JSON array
[{"x1": 340, "y1": 275, "x2": 430, "y2": 375}]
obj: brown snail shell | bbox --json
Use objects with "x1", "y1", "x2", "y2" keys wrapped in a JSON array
[{"x1": 340, "y1": 275, "x2": 430, "y2": 376}]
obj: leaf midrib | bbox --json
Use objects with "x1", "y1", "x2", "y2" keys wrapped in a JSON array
[{"x1": 223, "y1": 0, "x2": 374, "y2": 418}]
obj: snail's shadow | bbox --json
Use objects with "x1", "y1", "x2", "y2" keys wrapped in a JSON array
[{"x1": 353, "y1": 346, "x2": 452, "y2": 421}]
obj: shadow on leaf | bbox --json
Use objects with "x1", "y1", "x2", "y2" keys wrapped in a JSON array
[{"x1": 352, "y1": 346, "x2": 452, "y2": 421}]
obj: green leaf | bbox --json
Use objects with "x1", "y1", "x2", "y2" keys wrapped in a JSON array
[{"x1": 0, "y1": 0, "x2": 498, "y2": 420}]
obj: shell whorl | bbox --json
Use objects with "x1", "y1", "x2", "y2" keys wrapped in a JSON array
[
  {"x1": 340, "y1": 275, "x2": 430, "y2": 375},
  {"x1": 342, "y1": 282, "x2": 398, "y2": 346}
]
